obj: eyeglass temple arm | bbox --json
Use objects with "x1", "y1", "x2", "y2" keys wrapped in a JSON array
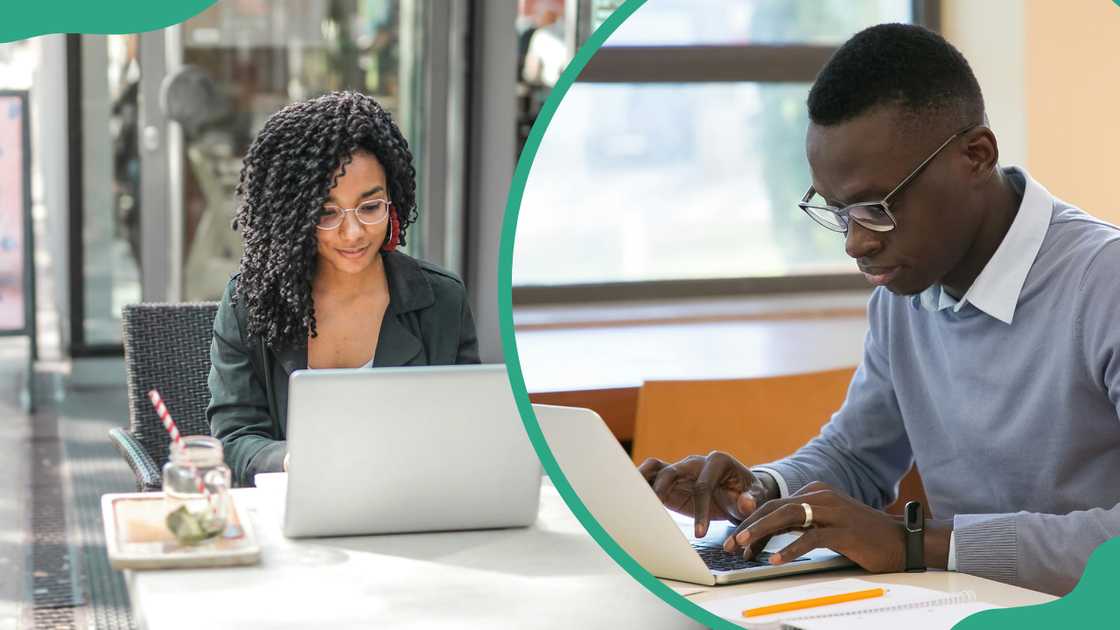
[{"x1": 882, "y1": 126, "x2": 976, "y2": 204}]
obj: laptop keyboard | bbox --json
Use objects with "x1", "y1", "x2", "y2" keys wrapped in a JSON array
[{"x1": 691, "y1": 544, "x2": 809, "y2": 572}]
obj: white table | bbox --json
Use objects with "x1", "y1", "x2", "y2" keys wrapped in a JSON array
[{"x1": 125, "y1": 478, "x2": 701, "y2": 629}]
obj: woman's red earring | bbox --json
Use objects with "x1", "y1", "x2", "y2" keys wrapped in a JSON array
[{"x1": 381, "y1": 205, "x2": 400, "y2": 252}]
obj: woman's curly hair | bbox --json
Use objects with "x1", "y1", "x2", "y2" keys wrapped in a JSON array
[{"x1": 232, "y1": 91, "x2": 416, "y2": 349}]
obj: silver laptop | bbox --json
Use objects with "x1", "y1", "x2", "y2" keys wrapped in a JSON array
[
  {"x1": 534, "y1": 404, "x2": 852, "y2": 585},
  {"x1": 282, "y1": 364, "x2": 541, "y2": 538}
]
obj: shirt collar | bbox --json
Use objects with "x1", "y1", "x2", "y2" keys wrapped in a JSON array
[
  {"x1": 382, "y1": 250, "x2": 435, "y2": 314},
  {"x1": 917, "y1": 166, "x2": 1052, "y2": 324},
  {"x1": 918, "y1": 283, "x2": 960, "y2": 312}
]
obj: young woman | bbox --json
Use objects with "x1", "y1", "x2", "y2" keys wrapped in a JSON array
[{"x1": 207, "y1": 91, "x2": 479, "y2": 486}]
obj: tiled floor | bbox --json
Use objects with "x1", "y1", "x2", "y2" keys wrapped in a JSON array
[
  {"x1": 1, "y1": 339, "x2": 137, "y2": 630},
  {"x1": 56, "y1": 374, "x2": 136, "y2": 630}
]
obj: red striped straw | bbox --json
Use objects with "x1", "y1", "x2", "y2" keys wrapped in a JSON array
[{"x1": 148, "y1": 389, "x2": 216, "y2": 509}]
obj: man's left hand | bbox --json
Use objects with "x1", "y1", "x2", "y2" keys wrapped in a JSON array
[{"x1": 722, "y1": 481, "x2": 907, "y2": 573}]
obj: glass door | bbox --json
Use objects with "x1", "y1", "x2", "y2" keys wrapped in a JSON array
[{"x1": 70, "y1": 34, "x2": 144, "y2": 350}]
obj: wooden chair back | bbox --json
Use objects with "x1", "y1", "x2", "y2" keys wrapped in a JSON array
[{"x1": 632, "y1": 368, "x2": 926, "y2": 514}]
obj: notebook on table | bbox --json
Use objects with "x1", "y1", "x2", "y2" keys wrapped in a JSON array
[{"x1": 700, "y1": 578, "x2": 1001, "y2": 629}]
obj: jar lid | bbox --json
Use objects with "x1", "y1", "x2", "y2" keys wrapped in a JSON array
[{"x1": 169, "y1": 435, "x2": 224, "y2": 467}]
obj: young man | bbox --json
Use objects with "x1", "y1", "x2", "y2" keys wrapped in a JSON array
[{"x1": 640, "y1": 23, "x2": 1120, "y2": 595}]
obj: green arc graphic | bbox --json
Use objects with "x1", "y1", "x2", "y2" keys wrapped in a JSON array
[
  {"x1": 4, "y1": 0, "x2": 1116, "y2": 626},
  {"x1": 1, "y1": 0, "x2": 216, "y2": 43},
  {"x1": 955, "y1": 537, "x2": 1118, "y2": 628},
  {"x1": 499, "y1": 1, "x2": 743, "y2": 627},
  {"x1": 496, "y1": 1, "x2": 1119, "y2": 628}
]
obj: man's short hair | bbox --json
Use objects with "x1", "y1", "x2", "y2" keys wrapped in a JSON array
[{"x1": 807, "y1": 23, "x2": 984, "y2": 130}]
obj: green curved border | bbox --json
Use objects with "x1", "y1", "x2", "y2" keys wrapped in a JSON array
[
  {"x1": 956, "y1": 537, "x2": 1119, "y2": 628},
  {"x1": 498, "y1": 1, "x2": 736, "y2": 627},
  {"x1": 497, "y1": 1, "x2": 1118, "y2": 628},
  {"x1": 1, "y1": 0, "x2": 216, "y2": 43}
]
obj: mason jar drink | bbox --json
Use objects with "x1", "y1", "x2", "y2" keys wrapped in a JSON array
[{"x1": 161, "y1": 436, "x2": 231, "y2": 545}]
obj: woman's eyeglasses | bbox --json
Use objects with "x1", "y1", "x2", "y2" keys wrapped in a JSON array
[
  {"x1": 316, "y1": 199, "x2": 391, "y2": 231},
  {"x1": 797, "y1": 124, "x2": 979, "y2": 234}
]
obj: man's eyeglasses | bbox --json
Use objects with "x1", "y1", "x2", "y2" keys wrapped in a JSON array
[
  {"x1": 798, "y1": 124, "x2": 978, "y2": 234},
  {"x1": 316, "y1": 199, "x2": 391, "y2": 231}
]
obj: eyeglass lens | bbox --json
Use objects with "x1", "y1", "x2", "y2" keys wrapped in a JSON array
[{"x1": 803, "y1": 194, "x2": 894, "y2": 233}]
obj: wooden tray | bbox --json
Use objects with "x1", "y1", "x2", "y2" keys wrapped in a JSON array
[{"x1": 101, "y1": 492, "x2": 261, "y2": 570}]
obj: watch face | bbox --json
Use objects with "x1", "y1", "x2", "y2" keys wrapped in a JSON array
[{"x1": 905, "y1": 500, "x2": 922, "y2": 532}]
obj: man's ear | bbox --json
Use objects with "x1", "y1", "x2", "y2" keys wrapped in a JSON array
[{"x1": 963, "y1": 126, "x2": 1000, "y2": 182}]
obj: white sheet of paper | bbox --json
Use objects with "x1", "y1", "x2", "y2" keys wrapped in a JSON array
[
  {"x1": 701, "y1": 577, "x2": 997, "y2": 628},
  {"x1": 788, "y1": 601, "x2": 999, "y2": 630}
]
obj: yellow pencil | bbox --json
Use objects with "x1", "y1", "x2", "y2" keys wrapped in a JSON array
[{"x1": 742, "y1": 587, "x2": 887, "y2": 618}]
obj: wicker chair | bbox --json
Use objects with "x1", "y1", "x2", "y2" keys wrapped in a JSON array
[{"x1": 109, "y1": 302, "x2": 219, "y2": 491}]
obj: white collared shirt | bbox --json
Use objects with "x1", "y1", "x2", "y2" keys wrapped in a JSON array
[{"x1": 917, "y1": 166, "x2": 1052, "y2": 324}]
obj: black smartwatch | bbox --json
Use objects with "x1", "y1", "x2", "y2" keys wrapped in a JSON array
[{"x1": 904, "y1": 500, "x2": 926, "y2": 572}]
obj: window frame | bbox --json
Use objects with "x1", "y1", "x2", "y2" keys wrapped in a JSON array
[{"x1": 513, "y1": 0, "x2": 940, "y2": 304}]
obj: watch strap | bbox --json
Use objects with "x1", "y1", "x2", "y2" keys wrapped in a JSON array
[{"x1": 904, "y1": 500, "x2": 926, "y2": 572}]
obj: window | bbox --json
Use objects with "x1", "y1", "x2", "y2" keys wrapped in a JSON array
[
  {"x1": 596, "y1": 0, "x2": 912, "y2": 46},
  {"x1": 513, "y1": 0, "x2": 937, "y2": 297},
  {"x1": 68, "y1": 1, "x2": 431, "y2": 351}
]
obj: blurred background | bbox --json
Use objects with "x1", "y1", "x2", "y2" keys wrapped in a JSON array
[
  {"x1": 0, "y1": 0, "x2": 623, "y2": 364},
  {"x1": 514, "y1": 0, "x2": 1119, "y2": 289},
  {"x1": 512, "y1": 0, "x2": 1119, "y2": 459}
]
